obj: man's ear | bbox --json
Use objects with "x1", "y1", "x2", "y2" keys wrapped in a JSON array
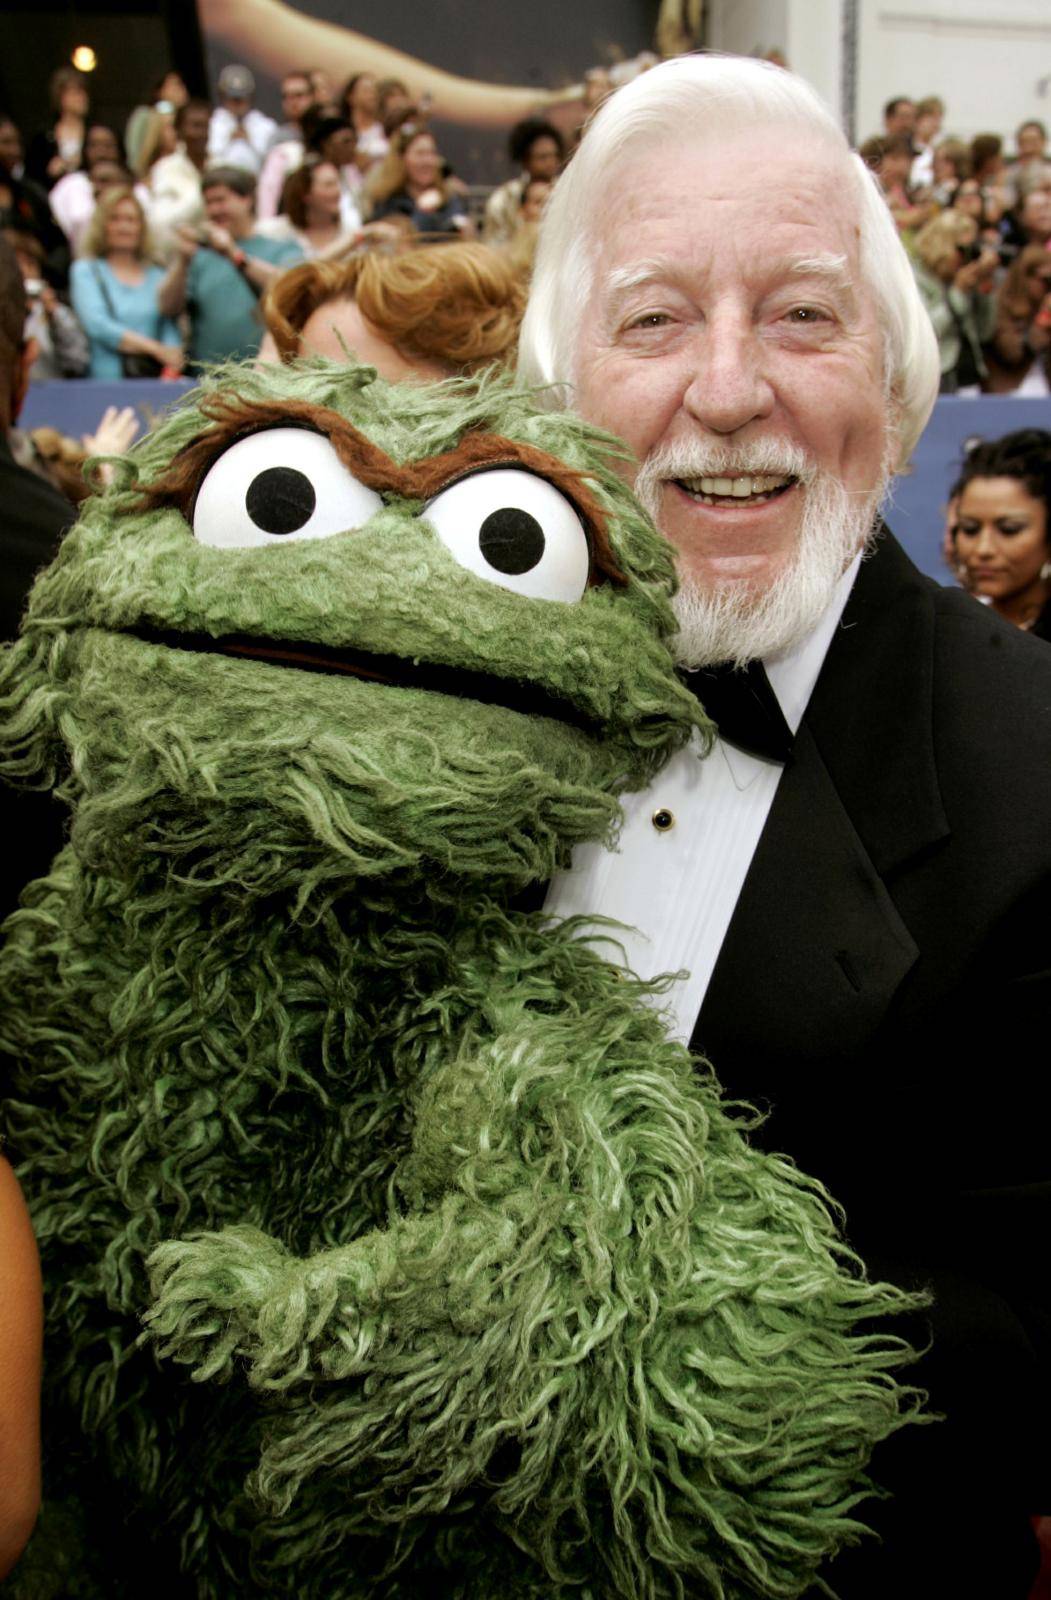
[{"x1": 10, "y1": 337, "x2": 37, "y2": 425}]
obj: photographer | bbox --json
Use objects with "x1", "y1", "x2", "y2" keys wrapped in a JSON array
[
  {"x1": 912, "y1": 207, "x2": 998, "y2": 392},
  {"x1": 985, "y1": 243, "x2": 1051, "y2": 394},
  {"x1": 157, "y1": 166, "x2": 301, "y2": 367},
  {"x1": 6, "y1": 230, "x2": 88, "y2": 380}
]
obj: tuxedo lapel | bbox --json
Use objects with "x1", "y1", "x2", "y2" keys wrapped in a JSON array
[
  {"x1": 694, "y1": 716, "x2": 919, "y2": 1069},
  {"x1": 806, "y1": 529, "x2": 950, "y2": 878},
  {"x1": 693, "y1": 532, "x2": 948, "y2": 1069}
]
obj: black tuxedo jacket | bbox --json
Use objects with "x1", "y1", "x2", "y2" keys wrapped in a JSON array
[{"x1": 692, "y1": 530, "x2": 1051, "y2": 1594}]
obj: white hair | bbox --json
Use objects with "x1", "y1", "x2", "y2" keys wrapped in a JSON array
[{"x1": 517, "y1": 53, "x2": 939, "y2": 467}]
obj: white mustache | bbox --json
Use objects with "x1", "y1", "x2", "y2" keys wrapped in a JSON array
[{"x1": 636, "y1": 437, "x2": 817, "y2": 485}]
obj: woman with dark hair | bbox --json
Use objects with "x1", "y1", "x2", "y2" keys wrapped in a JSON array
[
  {"x1": 255, "y1": 156, "x2": 361, "y2": 258},
  {"x1": 367, "y1": 124, "x2": 471, "y2": 237},
  {"x1": 304, "y1": 113, "x2": 365, "y2": 228},
  {"x1": 483, "y1": 117, "x2": 564, "y2": 246},
  {"x1": 26, "y1": 67, "x2": 90, "y2": 189},
  {"x1": 949, "y1": 429, "x2": 1051, "y2": 638},
  {"x1": 48, "y1": 124, "x2": 128, "y2": 252},
  {"x1": 985, "y1": 244, "x2": 1051, "y2": 393},
  {"x1": 339, "y1": 71, "x2": 387, "y2": 167}
]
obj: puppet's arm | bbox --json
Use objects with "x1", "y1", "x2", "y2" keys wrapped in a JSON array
[{"x1": 148, "y1": 996, "x2": 924, "y2": 1596}]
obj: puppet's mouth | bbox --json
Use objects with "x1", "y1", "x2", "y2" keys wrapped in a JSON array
[{"x1": 131, "y1": 627, "x2": 600, "y2": 735}]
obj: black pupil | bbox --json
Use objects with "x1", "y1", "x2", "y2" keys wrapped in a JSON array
[
  {"x1": 478, "y1": 507, "x2": 545, "y2": 575},
  {"x1": 245, "y1": 466, "x2": 317, "y2": 535}
]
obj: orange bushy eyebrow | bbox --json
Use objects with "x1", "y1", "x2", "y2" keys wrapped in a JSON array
[{"x1": 135, "y1": 394, "x2": 627, "y2": 584}]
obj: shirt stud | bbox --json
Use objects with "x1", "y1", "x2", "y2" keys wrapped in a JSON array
[{"x1": 651, "y1": 807, "x2": 675, "y2": 832}]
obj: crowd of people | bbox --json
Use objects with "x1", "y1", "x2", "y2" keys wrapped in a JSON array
[
  {"x1": 0, "y1": 60, "x2": 567, "y2": 389},
  {"x1": 2, "y1": 66, "x2": 1049, "y2": 413},
  {"x1": 861, "y1": 96, "x2": 1051, "y2": 393}
]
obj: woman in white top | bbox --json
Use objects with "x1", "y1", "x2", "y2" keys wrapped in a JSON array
[
  {"x1": 255, "y1": 157, "x2": 362, "y2": 260},
  {"x1": 340, "y1": 73, "x2": 388, "y2": 169}
]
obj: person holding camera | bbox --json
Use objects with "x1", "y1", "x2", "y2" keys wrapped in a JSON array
[
  {"x1": 5, "y1": 230, "x2": 88, "y2": 381},
  {"x1": 912, "y1": 207, "x2": 998, "y2": 392},
  {"x1": 157, "y1": 166, "x2": 302, "y2": 368},
  {"x1": 985, "y1": 244, "x2": 1051, "y2": 395}
]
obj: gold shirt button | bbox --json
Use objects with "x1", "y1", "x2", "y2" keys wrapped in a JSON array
[{"x1": 651, "y1": 807, "x2": 675, "y2": 832}]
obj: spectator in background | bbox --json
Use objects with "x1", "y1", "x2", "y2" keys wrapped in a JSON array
[
  {"x1": 1016, "y1": 182, "x2": 1051, "y2": 249},
  {"x1": 308, "y1": 68, "x2": 334, "y2": 109},
  {"x1": 583, "y1": 67, "x2": 613, "y2": 112},
  {"x1": 952, "y1": 175, "x2": 1009, "y2": 257},
  {"x1": 260, "y1": 241, "x2": 522, "y2": 376},
  {"x1": 501, "y1": 176, "x2": 554, "y2": 279},
  {"x1": 147, "y1": 98, "x2": 211, "y2": 260},
  {"x1": 5, "y1": 230, "x2": 89, "y2": 380},
  {"x1": 912, "y1": 208, "x2": 998, "y2": 391},
  {"x1": 70, "y1": 188, "x2": 182, "y2": 379},
  {"x1": 368, "y1": 125, "x2": 472, "y2": 237},
  {"x1": 860, "y1": 133, "x2": 933, "y2": 237},
  {"x1": 482, "y1": 118, "x2": 564, "y2": 246},
  {"x1": 985, "y1": 244, "x2": 1051, "y2": 395},
  {"x1": 930, "y1": 136, "x2": 971, "y2": 206},
  {"x1": 305, "y1": 115, "x2": 364, "y2": 227},
  {"x1": 377, "y1": 79, "x2": 413, "y2": 132},
  {"x1": 158, "y1": 165, "x2": 301, "y2": 368},
  {"x1": 48, "y1": 124, "x2": 125, "y2": 253},
  {"x1": 256, "y1": 156, "x2": 361, "y2": 258},
  {"x1": 949, "y1": 429, "x2": 1051, "y2": 638},
  {"x1": 882, "y1": 95, "x2": 915, "y2": 141},
  {"x1": 132, "y1": 109, "x2": 177, "y2": 184},
  {"x1": 207, "y1": 65, "x2": 277, "y2": 176},
  {"x1": 340, "y1": 73, "x2": 388, "y2": 168},
  {"x1": 257, "y1": 69, "x2": 317, "y2": 219},
  {"x1": 1005, "y1": 119, "x2": 1050, "y2": 208},
  {"x1": 26, "y1": 67, "x2": 89, "y2": 189},
  {"x1": 970, "y1": 132, "x2": 1006, "y2": 198},
  {"x1": 0, "y1": 116, "x2": 24, "y2": 183},
  {"x1": 909, "y1": 95, "x2": 944, "y2": 192},
  {"x1": 125, "y1": 70, "x2": 188, "y2": 175},
  {"x1": 0, "y1": 117, "x2": 68, "y2": 282}
]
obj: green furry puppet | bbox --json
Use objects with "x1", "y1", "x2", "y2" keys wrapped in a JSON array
[{"x1": 0, "y1": 362, "x2": 922, "y2": 1598}]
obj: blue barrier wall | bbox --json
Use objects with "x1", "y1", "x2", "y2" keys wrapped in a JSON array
[
  {"x1": 20, "y1": 380, "x2": 195, "y2": 444},
  {"x1": 19, "y1": 382, "x2": 1051, "y2": 586}
]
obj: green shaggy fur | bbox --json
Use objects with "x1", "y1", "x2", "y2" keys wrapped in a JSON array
[{"x1": 1, "y1": 361, "x2": 923, "y2": 1597}]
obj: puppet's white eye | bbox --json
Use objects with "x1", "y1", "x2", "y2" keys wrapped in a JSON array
[
  {"x1": 423, "y1": 469, "x2": 590, "y2": 603},
  {"x1": 192, "y1": 427, "x2": 383, "y2": 548}
]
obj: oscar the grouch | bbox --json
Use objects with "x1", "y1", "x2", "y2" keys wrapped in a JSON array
[{"x1": 0, "y1": 361, "x2": 923, "y2": 1598}]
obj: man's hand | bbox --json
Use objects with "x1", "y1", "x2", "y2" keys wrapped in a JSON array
[
  {"x1": 173, "y1": 225, "x2": 201, "y2": 263},
  {"x1": 200, "y1": 222, "x2": 236, "y2": 259}
]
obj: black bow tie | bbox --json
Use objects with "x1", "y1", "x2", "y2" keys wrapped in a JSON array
[{"x1": 681, "y1": 658, "x2": 795, "y2": 764}]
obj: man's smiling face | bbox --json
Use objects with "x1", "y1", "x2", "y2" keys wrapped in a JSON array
[{"x1": 572, "y1": 128, "x2": 890, "y2": 607}]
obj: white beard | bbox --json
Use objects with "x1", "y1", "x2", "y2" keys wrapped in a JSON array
[{"x1": 633, "y1": 437, "x2": 891, "y2": 669}]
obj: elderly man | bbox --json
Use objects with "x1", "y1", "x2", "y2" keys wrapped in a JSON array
[{"x1": 519, "y1": 55, "x2": 1051, "y2": 1598}]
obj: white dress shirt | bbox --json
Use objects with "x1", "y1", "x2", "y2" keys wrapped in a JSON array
[{"x1": 543, "y1": 554, "x2": 861, "y2": 1043}]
